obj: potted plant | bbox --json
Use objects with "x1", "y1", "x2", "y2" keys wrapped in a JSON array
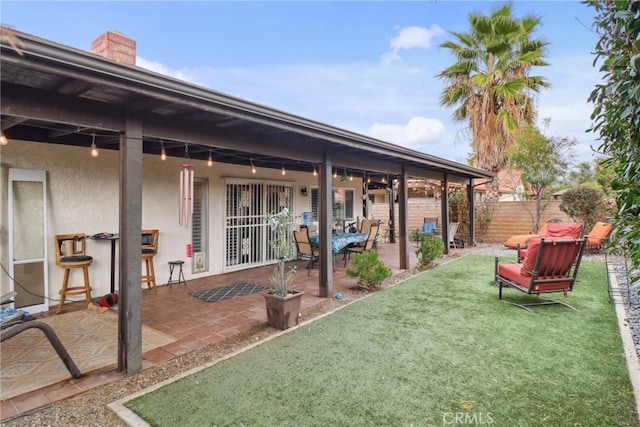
[{"x1": 264, "y1": 208, "x2": 303, "y2": 329}]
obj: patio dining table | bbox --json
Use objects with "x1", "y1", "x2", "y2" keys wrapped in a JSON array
[{"x1": 309, "y1": 233, "x2": 368, "y2": 254}]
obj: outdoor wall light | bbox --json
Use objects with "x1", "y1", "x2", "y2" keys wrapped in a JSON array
[{"x1": 301, "y1": 187, "x2": 308, "y2": 197}]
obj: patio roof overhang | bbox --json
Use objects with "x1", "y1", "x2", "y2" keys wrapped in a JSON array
[{"x1": 0, "y1": 27, "x2": 493, "y2": 184}]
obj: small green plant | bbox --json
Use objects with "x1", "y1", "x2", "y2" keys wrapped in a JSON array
[
  {"x1": 346, "y1": 250, "x2": 392, "y2": 291},
  {"x1": 409, "y1": 229, "x2": 421, "y2": 242},
  {"x1": 415, "y1": 236, "x2": 444, "y2": 270}
]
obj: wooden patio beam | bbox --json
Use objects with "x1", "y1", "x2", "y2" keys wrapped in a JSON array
[{"x1": 118, "y1": 112, "x2": 143, "y2": 376}]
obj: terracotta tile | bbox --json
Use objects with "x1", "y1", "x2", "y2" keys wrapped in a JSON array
[
  {"x1": 0, "y1": 400, "x2": 19, "y2": 421},
  {"x1": 11, "y1": 392, "x2": 52, "y2": 413}
]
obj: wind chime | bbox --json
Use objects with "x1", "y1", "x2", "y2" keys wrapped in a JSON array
[{"x1": 179, "y1": 144, "x2": 195, "y2": 228}]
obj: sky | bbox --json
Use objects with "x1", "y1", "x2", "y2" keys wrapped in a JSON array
[{"x1": 1, "y1": 1, "x2": 603, "y2": 166}]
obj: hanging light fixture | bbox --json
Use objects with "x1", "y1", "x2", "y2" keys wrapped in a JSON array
[
  {"x1": 313, "y1": 165, "x2": 317, "y2": 177},
  {"x1": 207, "y1": 150, "x2": 213, "y2": 167},
  {"x1": 333, "y1": 169, "x2": 337, "y2": 178},
  {"x1": 250, "y1": 158, "x2": 257, "y2": 174},
  {"x1": 160, "y1": 141, "x2": 167, "y2": 161},
  {"x1": 179, "y1": 144, "x2": 195, "y2": 227},
  {"x1": 90, "y1": 133, "x2": 99, "y2": 157},
  {"x1": 281, "y1": 164, "x2": 286, "y2": 176},
  {"x1": 0, "y1": 131, "x2": 8, "y2": 146}
]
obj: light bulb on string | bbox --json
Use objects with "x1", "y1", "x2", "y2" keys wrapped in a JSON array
[
  {"x1": 0, "y1": 131, "x2": 8, "y2": 146},
  {"x1": 250, "y1": 159, "x2": 257, "y2": 174},
  {"x1": 281, "y1": 164, "x2": 286, "y2": 176},
  {"x1": 90, "y1": 133, "x2": 99, "y2": 157},
  {"x1": 207, "y1": 150, "x2": 213, "y2": 167},
  {"x1": 313, "y1": 165, "x2": 317, "y2": 177},
  {"x1": 160, "y1": 141, "x2": 167, "y2": 161}
]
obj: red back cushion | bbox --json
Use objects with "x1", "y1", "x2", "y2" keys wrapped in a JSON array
[
  {"x1": 546, "y1": 223, "x2": 582, "y2": 239},
  {"x1": 521, "y1": 237, "x2": 541, "y2": 276}
]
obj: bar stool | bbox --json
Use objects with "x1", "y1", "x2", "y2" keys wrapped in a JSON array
[
  {"x1": 54, "y1": 233, "x2": 93, "y2": 314},
  {"x1": 167, "y1": 260, "x2": 187, "y2": 288},
  {"x1": 141, "y1": 229, "x2": 159, "y2": 293}
]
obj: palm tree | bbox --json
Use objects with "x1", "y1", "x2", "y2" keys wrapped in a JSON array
[{"x1": 437, "y1": 4, "x2": 550, "y2": 200}]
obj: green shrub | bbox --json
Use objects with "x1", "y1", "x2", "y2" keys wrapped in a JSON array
[
  {"x1": 559, "y1": 186, "x2": 607, "y2": 232},
  {"x1": 409, "y1": 229, "x2": 421, "y2": 242},
  {"x1": 415, "y1": 236, "x2": 444, "y2": 270},
  {"x1": 346, "y1": 250, "x2": 392, "y2": 291}
]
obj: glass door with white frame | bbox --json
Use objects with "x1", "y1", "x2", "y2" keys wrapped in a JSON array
[{"x1": 8, "y1": 168, "x2": 49, "y2": 314}]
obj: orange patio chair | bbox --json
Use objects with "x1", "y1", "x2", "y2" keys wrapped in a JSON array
[
  {"x1": 585, "y1": 222, "x2": 613, "y2": 253},
  {"x1": 495, "y1": 236, "x2": 585, "y2": 313}
]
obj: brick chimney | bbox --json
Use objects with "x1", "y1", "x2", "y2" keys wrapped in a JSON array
[{"x1": 91, "y1": 31, "x2": 136, "y2": 65}]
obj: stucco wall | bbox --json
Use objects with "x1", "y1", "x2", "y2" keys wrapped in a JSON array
[{"x1": 1, "y1": 140, "x2": 362, "y2": 310}]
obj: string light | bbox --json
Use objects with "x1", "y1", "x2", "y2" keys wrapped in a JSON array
[
  {"x1": 0, "y1": 131, "x2": 8, "y2": 146},
  {"x1": 160, "y1": 141, "x2": 167, "y2": 161},
  {"x1": 281, "y1": 164, "x2": 286, "y2": 176},
  {"x1": 333, "y1": 169, "x2": 337, "y2": 178},
  {"x1": 207, "y1": 150, "x2": 213, "y2": 167},
  {"x1": 250, "y1": 158, "x2": 257, "y2": 174},
  {"x1": 313, "y1": 165, "x2": 317, "y2": 177},
  {"x1": 349, "y1": 173, "x2": 353, "y2": 182},
  {"x1": 90, "y1": 133, "x2": 99, "y2": 157}
]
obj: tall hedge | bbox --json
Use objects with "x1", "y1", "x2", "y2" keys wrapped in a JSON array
[{"x1": 586, "y1": 0, "x2": 640, "y2": 279}]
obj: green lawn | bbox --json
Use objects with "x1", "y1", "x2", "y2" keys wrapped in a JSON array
[{"x1": 126, "y1": 255, "x2": 638, "y2": 426}]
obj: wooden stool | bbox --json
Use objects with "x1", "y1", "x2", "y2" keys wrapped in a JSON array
[
  {"x1": 167, "y1": 261, "x2": 186, "y2": 288},
  {"x1": 141, "y1": 229, "x2": 159, "y2": 293},
  {"x1": 54, "y1": 234, "x2": 93, "y2": 314}
]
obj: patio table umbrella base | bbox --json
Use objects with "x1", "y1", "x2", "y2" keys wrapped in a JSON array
[{"x1": 264, "y1": 291, "x2": 304, "y2": 330}]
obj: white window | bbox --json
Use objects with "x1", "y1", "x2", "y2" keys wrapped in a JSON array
[{"x1": 310, "y1": 188, "x2": 355, "y2": 221}]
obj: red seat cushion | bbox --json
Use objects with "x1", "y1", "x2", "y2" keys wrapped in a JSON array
[{"x1": 498, "y1": 263, "x2": 532, "y2": 288}]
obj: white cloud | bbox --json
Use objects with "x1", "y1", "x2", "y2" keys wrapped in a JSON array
[
  {"x1": 136, "y1": 56, "x2": 194, "y2": 83},
  {"x1": 382, "y1": 25, "x2": 444, "y2": 65},
  {"x1": 369, "y1": 117, "x2": 452, "y2": 151}
]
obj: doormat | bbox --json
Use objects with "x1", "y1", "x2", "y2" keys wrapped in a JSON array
[{"x1": 190, "y1": 282, "x2": 266, "y2": 303}]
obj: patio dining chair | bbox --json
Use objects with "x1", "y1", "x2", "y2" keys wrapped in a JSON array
[
  {"x1": 495, "y1": 237, "x2": 585, "y2": 313},
  {"x1": 294, "y1": 225, "x2": 319, "y2": 275},
  {"x1": 448, "y1": 222, "x2": 460, "y2": 250},
  {"x1": 344, "y1": 223, "x2": 380, "y2": 267}
]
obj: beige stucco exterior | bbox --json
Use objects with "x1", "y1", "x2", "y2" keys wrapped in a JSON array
[{"x1": 1, "y1": 139, "x2": 363, "y2": 309}]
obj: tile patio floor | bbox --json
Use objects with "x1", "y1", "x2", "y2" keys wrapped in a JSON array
[{"x1": 1, "y1": 241, "x2": 420, "y2": 420}]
